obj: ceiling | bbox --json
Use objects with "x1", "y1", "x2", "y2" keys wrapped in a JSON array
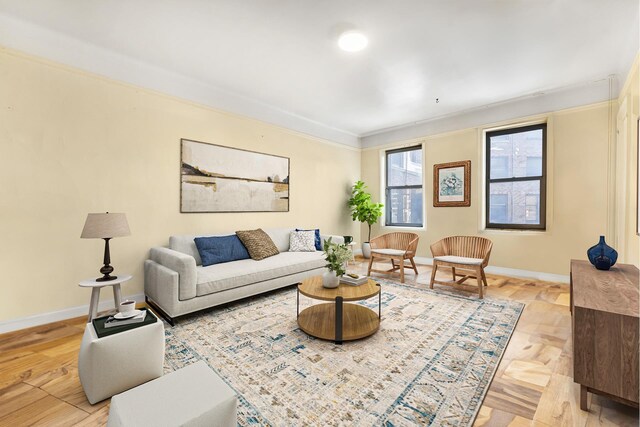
[{"x1": 0, "y1": 1, "x2": 638, "y2": 147}]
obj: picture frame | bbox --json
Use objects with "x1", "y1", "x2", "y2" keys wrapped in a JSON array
[
  {"x1": 433, "y1": 160, "x2": 471, "y2": 207},
  {"x1": 180, "y1": 139, "x2": 290, "y2": 213}
]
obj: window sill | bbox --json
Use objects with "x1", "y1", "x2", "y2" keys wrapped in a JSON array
[
  {"x1": 481, "y1": 228, "x2": 546, "y2": 235},
  {"x1": 382, "y1": 224, "x2": 426, "y2": 232}
]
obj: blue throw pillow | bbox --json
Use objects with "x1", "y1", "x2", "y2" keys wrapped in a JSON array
[
  {"x1": 194, "y1": 235, "x2": 250, "y2": 266},
  {"x1": 295, "y1": 228, "x2": 321, "y2": 251}
]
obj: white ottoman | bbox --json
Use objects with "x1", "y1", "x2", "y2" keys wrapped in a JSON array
[
  {"x1": 107, "y1": 361, "x2": 237, "y2": 427},
  {"x1": 78, "y1": 315, "x2": 165, "y2": 404}
]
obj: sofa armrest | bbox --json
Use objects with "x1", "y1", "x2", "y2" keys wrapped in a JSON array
[
  {"x1": 149, "y1": 247, "x2": 197, "y2": 300},
  {"x1": 319, "y1": 234, "x2": 345, "y2": 249}
]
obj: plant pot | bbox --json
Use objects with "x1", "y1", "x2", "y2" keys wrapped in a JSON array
[
  {"x1": 362, "y1": 242, "x2": 371, "y2": 259},
  {"x1": 322, "y1": 270, "x2": 340, "y2": 288}
]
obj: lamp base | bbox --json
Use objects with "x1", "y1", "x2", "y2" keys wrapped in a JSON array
[
  {"x1": 96, "y1": 263, "x2": 116, "y2": 282},
  {"x1": 96, "y1": 274, "x2": 118, "y2": 282}
]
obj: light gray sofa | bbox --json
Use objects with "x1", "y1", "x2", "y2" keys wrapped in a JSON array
[{"x1": 144, "y1": 228, "x2": 344, "y2": 324}]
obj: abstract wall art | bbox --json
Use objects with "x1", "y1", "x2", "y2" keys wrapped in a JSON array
[{"x1": 180, "y1": 139, "x2": 289, "y2": 213}]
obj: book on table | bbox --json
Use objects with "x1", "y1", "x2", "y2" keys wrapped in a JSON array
[
  {"x1": 92, "y1": 309, "x2": 157, "y2": 338},
  {"x1": 104, "y1": 310, "x2": 147, "y2": 328},
  {"x1": 340, "y1": 273, "x2": 368, "y2": 286}
]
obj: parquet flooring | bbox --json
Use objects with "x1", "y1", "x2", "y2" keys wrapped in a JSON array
[{"x1": 0, "y1": 259, "x2": 638, "y2": 426}]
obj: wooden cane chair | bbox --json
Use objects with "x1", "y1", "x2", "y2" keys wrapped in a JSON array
[
  {"x1": 367, "y1": 232, "x2": 419, "y2": 283},
  {"x1": 429, "y1": 236, "x2": 493, "y2": 298}
]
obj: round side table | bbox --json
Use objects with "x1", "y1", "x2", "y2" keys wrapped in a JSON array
[
  {"x1": 347, "y1": 242, "x2": 358, "y2": 264},
  {"x1": 79, "y1": 275, "x2": 132, "y2": 322}
]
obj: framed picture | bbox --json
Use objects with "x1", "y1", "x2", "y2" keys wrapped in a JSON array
[
  {"x1": 180, "y1": 139, "x2": 289, "y2": 213},
  {"x1": 433, "y1": 160, "x2": 471, "y2": 207}
]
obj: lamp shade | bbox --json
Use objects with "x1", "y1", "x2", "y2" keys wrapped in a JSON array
[{"x1": 81, "y1": 213, "x2": 131, "y2": 239}]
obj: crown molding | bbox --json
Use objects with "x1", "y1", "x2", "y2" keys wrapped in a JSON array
[
  {"x1": 360, "y1": 78, "x2": 615, "y2": 148},
  {"x1": 0, "y1": 13, "x2": 360, "y2": 148}
]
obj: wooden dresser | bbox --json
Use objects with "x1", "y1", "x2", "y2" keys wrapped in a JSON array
[{"x1": 570, "y1": 259, "x2": 639, "y2": 410}]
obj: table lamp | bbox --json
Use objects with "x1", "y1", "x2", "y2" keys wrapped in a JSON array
[{"x1": 81, "y1": 212, "x2": 131, "y2": 281}]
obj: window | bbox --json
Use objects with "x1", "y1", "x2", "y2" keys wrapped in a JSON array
[
  {"x1": 385, "y1": 145, "x2": 423, "y2": 227},
  {"x1": 486, "y1": 124, "x2": 546, "y2": 230}
]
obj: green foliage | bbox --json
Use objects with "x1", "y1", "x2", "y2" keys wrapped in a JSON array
[
  {"x1": 322, "y1": 238, "x2": 351, "y2": 276},
  {"x1": 347, "y1": 180, "x2": 384, "y2": 242}
]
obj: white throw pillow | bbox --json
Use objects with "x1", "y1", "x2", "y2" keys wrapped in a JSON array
[{"x1": 289, "y1": 230, "x2": 317, "y2": 252}]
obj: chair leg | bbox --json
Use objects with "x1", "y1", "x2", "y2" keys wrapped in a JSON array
[
  {"x1": 367, "y1": 256, "x2": 374, "y2": 276},
  {"x1": 400, "y1": 260, "x2": 405, "y2": 283},
  {"x1": 476, "y1": 266, "x2": 484, "y2": 299},
  {"x1": 409, "y1": 257, "x2": 419, "y2": 274},
  {"x1": 391, "y1": 259, "x2": 397, "y2": 271},
  {"x1": 451, "y1": 267, "x2": 456, "y2": 281},
  {"x1": 430, "y1": 263, "x2": 437, "y2": 289},
  {"x1": 481, "y1": 268, "x2": 488, "y2": 287}
]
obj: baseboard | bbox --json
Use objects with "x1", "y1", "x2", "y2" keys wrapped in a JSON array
[
  {"x1": 0, "y1": 257, "x2": 569, "y2": 334},
  {"x1": 412, "y1": 257, "x2": 570, "y2": 284},
  {"x1": 0, "y1": 293, "x2": 146, "y2": 334}
]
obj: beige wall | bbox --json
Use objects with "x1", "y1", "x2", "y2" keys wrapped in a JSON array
[
  {"x1": 361, "y1": 104, "x2": 612, "y2": 276},
  {"x1": 0, "y1": 48, "x2": 361, "y2": 322},
  {"x1": 617, "y1": 55, "x2": 640, "y2": 266}
]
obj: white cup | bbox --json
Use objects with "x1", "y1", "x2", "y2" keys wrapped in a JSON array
[{"x1": 119, "y1": 300, "x2": 136, "y2": 315}]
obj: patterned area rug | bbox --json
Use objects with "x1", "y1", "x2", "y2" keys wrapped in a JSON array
[{"x1": 164, "y1": 279, "x2": 523, "y2": 426}]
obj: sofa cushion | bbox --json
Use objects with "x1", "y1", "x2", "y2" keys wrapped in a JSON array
[
  {"x1": 194, "y1": 235, "x2": 250, "y2": 266},
  {"x1": 289, "y1": 230, "x2": 316, "y2": 252},
  {"x1": 295, "y1": 228, "x2": 321, "y2": 250},
  {"x1": 170, "y1": 233, "x2": 234, "y2": 266},
  {"x1": 236, "y1": 229, "x2": 279, "y2": 260},
  {"x1": 195, "y1": 252, "x2": 325, "y2": 296},
  {"x1": 264, "y1": 228, "x2": 293, "y2": 252}
]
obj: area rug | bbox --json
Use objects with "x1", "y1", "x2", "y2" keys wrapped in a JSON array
[{"x1": 163, "y1": 279, "x2": 524, "y2": 426}]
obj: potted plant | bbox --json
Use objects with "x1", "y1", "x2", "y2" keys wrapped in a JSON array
[
  {"x1": 322, "y1": 238, "x2": 351, "y2": 288},
  {"x1": 348, "y1": 180, "x2": 384, "y2": 258}
]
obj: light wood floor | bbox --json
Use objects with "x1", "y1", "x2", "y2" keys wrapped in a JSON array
[{"x1": 0, "y1": 259, "x2": 638, "y2": 426}]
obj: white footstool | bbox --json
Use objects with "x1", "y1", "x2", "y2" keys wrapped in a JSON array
[
  {"x1": 107, "y1": 361, "x2": 237, "y2": 427},
  {"x1": 78, "y1": 313, "x2": 165, "y2": 404}
]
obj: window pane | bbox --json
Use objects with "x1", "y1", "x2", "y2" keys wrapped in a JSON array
[
  {"x1": 490, "y1": 194, "x2": 509, "y2": 223},
  {"x1": 388, "y1": 188, "x2": 423, "y2": 225},
  {"x1": 490, "y1": 128, "x2": 543, "y2": 179},
  {"x1": 387, "y1": 149, "x2": 422, "y2": 186},
  {"x1": 491, "y1": 156, "x2": 509, "y2": 178},
  {"x1": 489, "y1": 180, "x2": 541, "y2": 225},
  {"x1": 525, "y1": 194, "x2": 539, "y2": 223},
  {"x1": 526, "y1": 156, "x2": 542, "y2": 176}
]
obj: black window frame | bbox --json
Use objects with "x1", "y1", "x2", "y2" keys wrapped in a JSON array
[
  {"x1": 385, "y1": 145, "x2": 423, "y2": 227},
  {"x1": 486, "y1": 123, "x2": 547, "y2": 230}
]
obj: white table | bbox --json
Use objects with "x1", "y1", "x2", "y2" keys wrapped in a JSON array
[
  {"x1": 79, "y1": 275, "x2": 132, "y2": 322},
  {"x1": 347, "y1": 242, "x2": 358, "y2": 264}
]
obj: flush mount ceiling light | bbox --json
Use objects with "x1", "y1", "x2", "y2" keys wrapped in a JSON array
[{"x1": 338, "y1": 31, "x2": 368, "y2": 52}]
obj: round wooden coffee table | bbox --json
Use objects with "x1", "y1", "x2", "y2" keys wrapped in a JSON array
[{"x1": 296, "y1": 275, "x2": 381, "y2": 344}]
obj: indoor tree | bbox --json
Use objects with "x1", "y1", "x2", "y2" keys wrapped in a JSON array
[{"x1": 348, "y1": 180, "x2": 383, "y2": 258}]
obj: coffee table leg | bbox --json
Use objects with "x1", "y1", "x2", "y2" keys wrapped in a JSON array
[
  {"x1": 296, "y1": 287, "x2": 300, "y2": 319},
  {"x1": 335, "y1": 296, "x2": 343, "y2": 345},
  {"x1": 378, "y1": 285, "x2": 382, "y2": 320}
]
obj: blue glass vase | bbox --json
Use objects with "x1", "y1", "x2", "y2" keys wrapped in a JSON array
[{"x1": 587, "y1": 236, "x2": 618, "y2": 271}]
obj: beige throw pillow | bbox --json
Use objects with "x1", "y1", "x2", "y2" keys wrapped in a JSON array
[{"x1": 235, "y1": 229, "x2": 280, "y2": 260}]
